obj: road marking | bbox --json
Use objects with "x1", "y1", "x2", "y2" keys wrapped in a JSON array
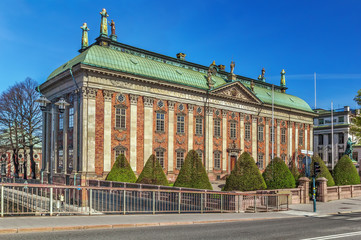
[
  {"x1": 283, "y1": 210, "x2": 318, "y2": 216},
  {"x1": 301, "y1": 231, "x2": 361, "y2": 240},
  {"x1": 346, "y1": 217, "x2": 361, "y2": 221}
]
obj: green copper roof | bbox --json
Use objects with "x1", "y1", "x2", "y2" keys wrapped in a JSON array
[{"x1": 47, "y1": 45, "x2": 313, "y2": 113}]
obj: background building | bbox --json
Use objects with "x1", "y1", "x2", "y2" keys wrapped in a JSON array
[
  {"x1": 313, "y1": 106, "x2": 360, "y2": 170},
  {"x1": 38, "y1": 9, "x2": 315, "y2": 182}
]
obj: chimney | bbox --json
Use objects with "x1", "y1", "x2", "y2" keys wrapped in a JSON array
[
  {"x1": 218, "y1": 65, "x2": 225, "y2": 71},
  {"x1": 176, "y1": 53, "x2": 186, "y2": 60},
  {"x1": 344, "y1": 106, "x2": 350, "y2": 112}
]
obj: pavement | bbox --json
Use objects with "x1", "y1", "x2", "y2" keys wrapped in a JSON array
[{"x1": 1, "y1": 196, "x2": 361, "y2": 235}]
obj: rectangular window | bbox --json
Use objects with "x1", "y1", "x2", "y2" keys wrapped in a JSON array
[
  {"x1": 281, "y1": 128, "x2": 286, "y2": 144},
  {"x1": 328, "y1": 133, "x2": 332, "y2": 145},
  {"x1": 319, "y1": 118, "x2": 324, "y2": 125},
  {"x1": 214, "y1": 119, "x2": 221, "y2": 137},
  {"x1": 258, "y1": 154, "x2": 264, "y2": 170},
  {"x1": 156, "y1": 151, "x2": 164, "y2": 168},
  {"x1": 115, "y1": 108, "x2": 126, "y2": 129},
  {"x1": 338, "y1": 116, "x2": 344, "y2": 123},
  {"x1": 196, "y1": 151, "x2": 202, "y2": 161},
  {"x1": 245, "y1": 123, "x2": 251, "y2": 140},
  {"x1": 338, "y1": 133, "x2": 344, "y2": 144},
  {"x1": 195, "y1": 118, "x2": 203, "y2": 135},
  {"x1": 59, "y1": 114, "x2": 64, "y2": 130},
  {"x1": 115, "y1": 149, "x2": 125, "y2": 161},
  {"x1": 214, "y1": 152, "x2": 221, "y2": 169},
  {"x1": 177, "y1": 115, "x2": 185, "y2": 134},
  {"x1": 319, "y1": 152, "x2": 323, "y2": 161},
  {"x1": 353, "y1": 152, "x2": 358, "y2": 161},
  {"x1": 156, "y1": 113, "x2": 165, "y2": 132},
  {"x1": 230, "y1": 122, "x2": 237, "y2": 139},
  {"x1": 298, "y1": 156, "x2": 303, "y2": 169},
  {"x1": 257, "y1": 125, "x2": 264, "y2": 141},
  {"x1": 328, "y1": 153, "x2": 332, "y2": 164},
  {"x1": 318, "y1": 135, "x2": 324, "y2": 145},
  {"x1": 176, "y1": 152, "x2": 184, "y2": 169},
  {"x1": 68, "y1": 148, "x2": 73, "y2": 169},
  {"x1": 270, "y1": 127, "x2": 275, "y2": 143},
  {"x1": 299, "y1": 130, "x2": 304, "y2": 145},
  {"x1": 58, "y1": 149, "x2": 63, "y2": 168},
  {"x1": 281, "y1": 154, "x2": 286, "y2": 162},
  {"x1": 68, "y1": 107, "x2": 74, "y2": 128}
]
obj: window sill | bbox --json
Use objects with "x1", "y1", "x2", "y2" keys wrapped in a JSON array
[
  {"x1": 176, "y1": 132, "x2": 185, "y2": 136},
  {"x1": 155, "y1": 130, "x2": 165, "y2": 134},
  {"x1": 114, "y1": 127, "x2": 127, "y2": 131},
  {"x1": 195, "y1": 134, "x2": 203, "y2": 137}
]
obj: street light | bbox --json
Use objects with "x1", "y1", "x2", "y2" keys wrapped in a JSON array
[{"x1": 35, "y1": 95, "x2": 69, "y2": 184}]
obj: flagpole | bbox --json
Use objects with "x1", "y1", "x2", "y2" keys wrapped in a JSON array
[
  {"x1": 331, "y1": 101, "x2": 334, "y2": 170},
  {"x1": 314, "y1": 72, "x2": 317, "y2": 109},
  {"x1": 272, "y1": 84, "x2": 274, "y2": 160}
]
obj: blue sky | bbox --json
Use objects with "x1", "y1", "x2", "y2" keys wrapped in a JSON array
[{"x1": 0, "y1": 0, "x2": 360, "y2": 110}]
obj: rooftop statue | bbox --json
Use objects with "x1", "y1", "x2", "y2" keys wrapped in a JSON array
[
  {"x1": 80, "y1": 23, "x2": 90, "y2": 49},
  {"x1": 345, "y1": 137, "x2": 357, "y2": 159},
  {"x1": 230, "y1": 61, "x2": 235, "y2": 74},
  {"x1": 109, "y1": 19, "x2": 116, "y2": 36}
]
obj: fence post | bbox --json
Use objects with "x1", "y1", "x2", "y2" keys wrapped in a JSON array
[
  {"x1": 89, "y1": 189, "x2": 92, "y2": 215},
  {"x1": 254, "y1": 195, "x2": 256, "y2": 213},
  {"x1": 237, "y1": 195, "x2": 240, "y2": 213},
  {"x1": 123, "y1": 189, "x2": 126, "y2": 215},
  {"x1": 287, "y1": 194, "x2": 289, "y2": 210},
  {"x1": 152, "y1": 191, "x2": 155, "y2": 215},
  {"x1": 266, "y1": 195, "x2": 268, "y2": 212},
  {"x1": 50, "y1": 187, "x2": 53, "y2": 216},
  {"x1": 178, "y1": 192, "x2": 181, "y2": 214},
  {"x1": 277, "y1": 195, "x2": 279, "y2": 211},
  {"x1": 201, "y1": 193, "x2": 204, "y2": 214},
  {"x1": 1, "y1": 185, "x2": 4, "y2": 217},
  {"x1": 220, "y1": 194, "x2": 223, "y2": 213}
]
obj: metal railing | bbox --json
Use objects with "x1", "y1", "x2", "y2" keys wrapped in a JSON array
[{"x1": 0, "y1": 183, "x2": 289, "y2": 217}]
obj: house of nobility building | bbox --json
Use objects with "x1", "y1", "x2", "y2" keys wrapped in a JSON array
[{"x1": 39, "y1": 9, "x2": 315, "y2": 181}]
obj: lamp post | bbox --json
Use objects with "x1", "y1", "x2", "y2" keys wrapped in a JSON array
[{"x1": 35, "y1": 95, "x2": 69, "y2": 184}]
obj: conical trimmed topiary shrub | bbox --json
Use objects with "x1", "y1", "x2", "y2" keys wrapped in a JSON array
[
  {"x1": 263, "y1": 157, "x2": 296, "y2": 189},
  {"x1": 333, "y1": 155, "x2": 360, "y2": 186},
  {"x1": 136, "y1": 154, "x2": 169, "y2": 186},
  {"x1": 106, "y1": 154, "x2": 137, "y2": 183},
  {"x1": 310, "y1": 155, "x2": 335, "y2": 186},
  {"x1": 174, "y1": 150, "x2": 212, "y2": 190},
  {"x1": 223, "y1": 152, "x2": 266, "y2": 191}
]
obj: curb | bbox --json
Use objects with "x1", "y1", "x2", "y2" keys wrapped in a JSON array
[{"x1": 0, "y1": 216, "x2": 297, "y2": 235}]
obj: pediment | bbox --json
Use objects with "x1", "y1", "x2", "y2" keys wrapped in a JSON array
[{"x1": 211, "y1": 82, "x2": 261, "y2": 104}]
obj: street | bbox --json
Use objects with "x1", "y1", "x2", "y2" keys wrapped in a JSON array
[{"x1": 3, "y1": 212, "x2": 361, "y2": 240}]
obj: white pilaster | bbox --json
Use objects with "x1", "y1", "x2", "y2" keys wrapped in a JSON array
[
  {"x1": 130, "y1": 95, "x2": 138, "y2": 172},
  {"x1": 252, "y1": 117, "x2": 257, "y2": 161},
  {"x1": 305, "y1": 124, "x2": 308, "y2": 151},
  {"x1": 168, "y1": 101, "x2": 175, "y2": 173},
  {"x1": 265, "y1": 118, "x2": 270, "y2": 165},
  {"x1": 188, "y1": 104, "x2": 194, "y2": 152},
  {"x1": 81, "y1": 88, "x2": 88, "y2": 173},
  {"x1": 288, "y1": 121, "x2": 293, "y2": 162},
  {"x1": 143, "y1": 97, "x2": 153, "y2": 165},
  {"x1": 222, "y1": 110, "x2": 227, "y2": 171},
  {"x1": 206, "y1": 108, "x2": 213, "y2": 171},
  {"x1": 87, "y1": 88, "x2": 97, "y2": 174},
  {"x1": 240, "y1": 113, "x2": 244, "y2": 152},
  {"x1": 310, "y1": 126, "x2": 314, "y2": 152},
  {"x1": 295, "y1": 123, "x2": 299, "y2": 166},
  {"x1": 277, "y1": 121, "x2": 280, "y2": 157},
  {"x1": 103, "y1": 90, "x2": 112, "y2": 173}
]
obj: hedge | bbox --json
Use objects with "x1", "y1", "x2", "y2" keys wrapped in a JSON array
[
  {"x1": 136, "y1": 154, "x2": 169, "y2": 186},
  {"x1": 106, "y1": 154, "x2": 137, "y2": 183},
  {"x1": 223, "y1": 152, "x2": 266, "y2": 191},
  {"x1": 263, "y1": 157, "x2": 296, "y2": 189},
  {"x1": 174, "y1": 150, "x2": 212, "y2": 190}
]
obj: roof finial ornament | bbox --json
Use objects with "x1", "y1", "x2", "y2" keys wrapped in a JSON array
[
  {"x1": 80, "y1": 23, "x2": 90, "y2": 51},
  {"x1": 100, "y1": 8, "x2": 109, "y2": 37},
  {"x1": 261, "y1": 67, "x2": 266, "y2": 82},
  {"x1": 228, "y1": 61, "x2": 236, "y2": 81},
  {"x1": 207, "y1": 61, "x2": 217, "y2": 89},
  {"x1": 280, "y1": 69, "x2": 286, "y2": 93},
  {"x1": 109, "y1": 19, "x2": 117, "y2": 41}
]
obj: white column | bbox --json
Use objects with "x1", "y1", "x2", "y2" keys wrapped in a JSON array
[
  {"x1": 206, "y1": 107, "x2": 213, "y2": 171},
  {"x1": 277, "y1": 120, "x2": 281, "y2": 157},
  {"x1": 305, "y1": 124, "x2": 308, "y2": 151},
  {"x1": 167, "y1": 101, "x2": 175, "y2": 173},
  {"x1": 143, "y1": 97, "x2": 154, "y2": 165},
  {"x1": 295, "y1": 123, "x2": 299, "y2": 166},
  {"x1": 130, "y1": 95, "x2": 138, "y2": 172},
  {"x1": 81, "y1": 88, "x2": 88, "y2": 173},
  {"x1": 222, "y1": 110, "x2": 227, "y2": 172},
  {"x1": 103, "y1": 90, "x2": 112, "y2": 173},
  {"x1": 87, "y1": 88, "x2": 97, "y2": 175},
  {"x1": 265, "y1": 117, "x2": 270, "y2": 165},
  {"x1": 240, "y1": 113, "x2": 244, "y2": 152},
  {"x1": 188, "y1": 104, "x2": 194, "y2": 152},
  {"x1": 72, "y1": 91, "x2": 78, "y2": 172},
  {"x1": 288, "y1": 121, "x2": 293, "y2": 162},
  {"x1": 252, "y1": 117, "x2": 257, "y2": 161},
  {"x1": 310, "y1": 126, "x2": 314, "y2": 152}
]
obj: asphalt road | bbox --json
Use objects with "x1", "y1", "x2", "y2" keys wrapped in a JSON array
[{"x1": 3, "y1": 213, "x2": 361, "y2": 240}]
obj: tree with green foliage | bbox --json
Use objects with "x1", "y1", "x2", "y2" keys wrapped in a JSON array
[
  {"x1": 136, "y1": 154, "x2": 169, "y2": 186},
  {"x1": 263, "y1": 157, "x2": 296, "y2": 189},
  {"x1": 333, "y1": 155, "x2": 360, "y2": 185},
  {"x1": 223, "y1": 152, "x2": 266, "y2": 191},
  {"x1": 174, "y1": 150, "x2": 212, "y2": 190},
  {"x1": 351, "y1": 89, "x2": 361, "y2": 142},
  {"x1": 310, "y1": 155, "x2": 335, "y2": 186},
  {"x1": 106, "y1": 154, "x2": 137, "y2": 183},
  {"x1": 289, "y1": 161, "x2": 300, "y2": 183}
]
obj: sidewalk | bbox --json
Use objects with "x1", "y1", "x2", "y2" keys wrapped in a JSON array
[{"x1": 1, "y1": 197, "x2": 361, "y2": 234}]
